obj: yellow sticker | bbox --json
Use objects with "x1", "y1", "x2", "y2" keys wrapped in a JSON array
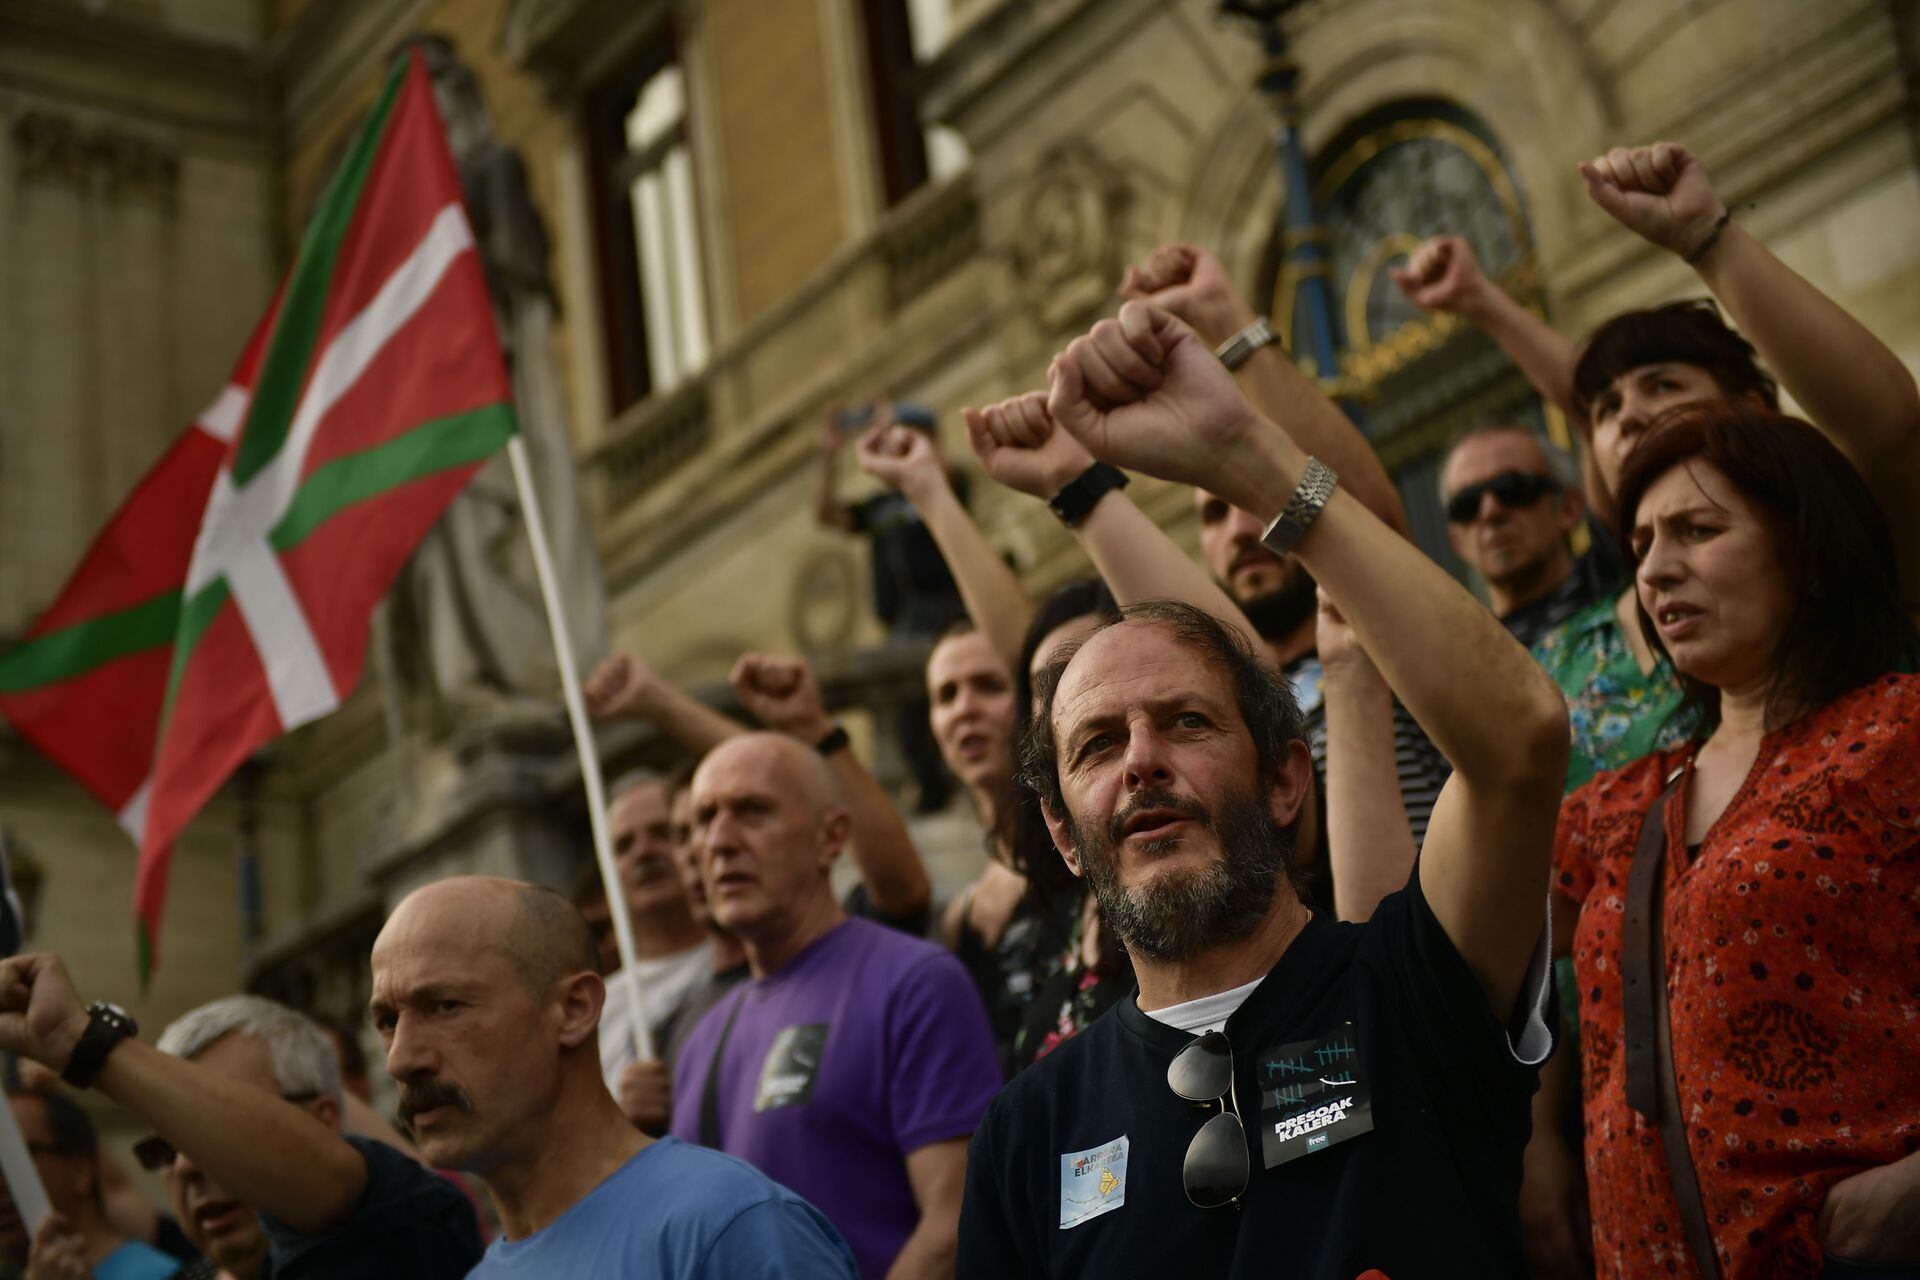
[{"x1": 1099, "y1": 1168, "x2": 1118, "y2": 1197}]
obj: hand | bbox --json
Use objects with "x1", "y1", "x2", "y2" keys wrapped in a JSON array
[
  {"x1": 961, "y1": 393, "x2": 1096, "y2": 501},
  {"x1": 616, "y1": 1060, "x2": 673, "y2": 1136},
  {"x1": 818, "y1": 404, "x2": 851, "y2": 455},
  {"x1": 583, "y1": 653, "x2": 663, "y2": 722},
  {"x1": 1518, "y1": 1131, "x2": 1593, "y2": 1280},
  {"x1": 855, "y1": 424, "x2": 948, "y2": 503},
  {"x1": 1577, "y1": 142, "x2": 1725, "y2": 258},
  {"x1": 730, "y1": 653, "x2": 833, "y2": 743},
  {"x1": 1313, "y1": 590, "x2": 1375, "y2": 677},
  {"x1": 1046, "y1": 301, "x2": 1262, "y2": 502},
  {"x1": 1390, "y1": 235, "x2": 1493, "y2": 316},
  {"x1": 0, "y1": 954, "x2": 91, "y2": 1073},
  {"x1": 1118, "y1": 243, "x2": 1254, "y2": 345},
  {"x1": 1817, "y1": 1154, "x2": 1920, "y2": 1264},
  {"x1": 26, "y1": 1215, "x2": 90, "y2": 1280}
]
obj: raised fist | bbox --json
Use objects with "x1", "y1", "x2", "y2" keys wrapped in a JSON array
[
  {"x1": 0, "y1": 954, "x2": 91, "y2": 1074},
  {"x1": 730, "y1": 653, "x2": 832, "y2": 743},
  {"x1": 962, "y1": 393, "x2": 1095, "y2": 501},
  {"x1": 1118, "y1": 243, "x2": 1253, "y2": 345},
  {"x1": 1045, "y1": 301, "x2": 1259, "y2": 498},
  {"x1": 1390, "y1": 235, "x2": 1492, "y2": 315},
  {"x1": 584, "y1": 653, "x2": 661, "y2": 722},
  {"x1": 855, "y1": 423, "x2": 946, "y2": 502},
  {"x1": 1577, "y1": 142, "x2": 1725, "y2": 258}
]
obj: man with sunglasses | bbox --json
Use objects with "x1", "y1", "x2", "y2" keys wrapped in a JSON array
[
  {"x1": 957, "y1": 301, "x2": 1562, "y2": 1278},
  {"x1": 1439, "y1": 426, "x2": 1613, "y2": 649},
  {"x1": 0, "y1": 960, "x2": 482, "y2": 1279}
]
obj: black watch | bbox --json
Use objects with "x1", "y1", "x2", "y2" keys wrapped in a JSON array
[
  {"x1": 1048, "y1": 462, "x2": 1129, "y2": 527},
  {"x1": 814, "y1": 724, "x2": 851, "y2": 757},
  {"x1": 62, "y1": 1001, "x2": 138, "y2": 1089}
]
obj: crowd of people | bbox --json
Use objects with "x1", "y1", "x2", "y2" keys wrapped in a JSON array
[{"x1": 0, "y1": 139, "x2": 1916, "y2": 1279}]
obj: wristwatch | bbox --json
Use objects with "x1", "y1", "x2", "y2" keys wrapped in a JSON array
[
  {"x1": 62, "y1": 1001, "x2": 139, "y2": 1089},
  {"x1": 1048, "y1": 462, "x2": 1129, "y2": 527},
  {"x1": 1213, "y1": 317, "x2": 1280, "y2": 372},
  {"x1": 814, "y1": 724, "x2": 851, "y2": 757},
  {"x1": 1260, "y1": 457, "x2": 1339, "y2": 557}
]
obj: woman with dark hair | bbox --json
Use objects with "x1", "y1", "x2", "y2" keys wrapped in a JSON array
[{"x1": 1553, "y1": 402, "x2": 1920, "y2": 1278}]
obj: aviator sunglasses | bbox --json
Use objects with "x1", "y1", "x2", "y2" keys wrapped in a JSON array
[
  {"x1": 1168, "y1": 1029, "x2": 1248, "y2": 1209},
  {"x1": 1444, "y1": 469, "x2": 1559, "y2": 525}
]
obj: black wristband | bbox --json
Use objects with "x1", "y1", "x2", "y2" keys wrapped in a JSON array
[
  {"x1": 62, "y1": 1002, "x2": 139, "y2": 1089},
  {"x1": 1048, "y1": 462, "x2": 1129, "y2": 527},
  {"x1": 814, "y1": 724, "x2": 850, "y2": 757},
  {"x1": 1683, "y1": 209, "x2": 1732, "y2": 265}
]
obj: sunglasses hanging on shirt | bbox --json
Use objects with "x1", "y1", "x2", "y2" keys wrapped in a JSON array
[
  {"x1": 1444, "y1": 470, "x2": 1560, "y2": 524},
  {"x1": 1167, "y1": 1029, "x2": 1249, "y2": 1210}
]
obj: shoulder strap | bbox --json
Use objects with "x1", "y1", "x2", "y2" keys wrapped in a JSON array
[
  {"x1": 1621, "y1": 767, "x2": 1721, "y2": 1279},
  {"x1": 697, "y1": 988, "x2": 748, "y2": 1150}
]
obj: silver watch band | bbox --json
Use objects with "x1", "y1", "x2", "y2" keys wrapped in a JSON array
[
  {"x1": 1213, "y1": 317, "x2": 1279, "y2": 372},
  {"x1": 1260, "y1": 457, "x2": 1338, "y2": 557}
]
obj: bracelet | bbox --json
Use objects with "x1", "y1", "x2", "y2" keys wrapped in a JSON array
[
  {"x1": 1213, "y1": 317, "x2": 1280, "y2": 371},
  {"x1": 814, "y1": 724, "x2": 850, "y2": 757},
  {"x1": 1048, "y1": 462, "x2": 1129, "y2": 527},
  {"x1": 1259, "y1": 457, "x2": 1338, "y2": 557},
  {"x1": 1683, "y1": 209, "x2": 1731, "y2": 265}
]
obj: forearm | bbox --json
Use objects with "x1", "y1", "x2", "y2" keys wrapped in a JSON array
[
  {"x1": 884, "y1": 1213, "x2": 959, "y2": 1280},
  {"x1": 904, "y1": 479, "x2": 1032, "y2": 671},
  {"x1": 813, "y1": 452, "x2": 851, "y2": 530},
  {"x1": 1226, "y1": 428, "x2": 1566, "y2": 784},
  {"x1": 95, "y1": 1040, "x2": 364, "y2": 1233},
  {"x1": 341, "y1": 1090, "x2": 421, "y2": 1162},
  {"x1": 1458, "y1": 289, "x2": 1580, "y2": 416},
  {"x1": 632, "y1": 681, "x2": 747, "y2": 756},
  {"x1": 1074, "y1": 490, "x2": 1260, "y2": 654},
  {"x1": 828, "y1": 747, "x2": 931, "y2": 919},
  {"x1": 1322, "y1": 660, "x2": 1417, "y2": 921}
]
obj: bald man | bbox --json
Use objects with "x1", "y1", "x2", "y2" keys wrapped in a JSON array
[
  {"x1": 370, "y1": 875, "x2": 857, "y2": 1277},
  {"x1": 672, "y1": 734, "x2": 1000, "y2": 1280}
]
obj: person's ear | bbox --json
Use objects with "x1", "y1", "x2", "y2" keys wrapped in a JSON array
[
  {"x1": 554, "y1": 972, "x2": 606, "y2": 1049},
  {"x1": 1266, "y1": 740, "x2": 1312, "y2": 830},
  {"x1": 305, "y1": 1092, "x2": 342, "y2": 1133},
  {"x1": 817, "y1": 807, "x2": 852, "y2": 874},
  {"x1": 1444, "y1": 519, "x2": 1469, "y2": 560},
  {"x1": 1041, "y1": 800, "x2": 1085, "y2": 878},
  {"x1": 1557, "y1": 484, "x2": 1586, "y2": 535}
]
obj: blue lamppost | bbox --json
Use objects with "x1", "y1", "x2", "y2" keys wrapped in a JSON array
[{"x1": 1221, "y1": 1, "x2": 1344, "y2": 387}]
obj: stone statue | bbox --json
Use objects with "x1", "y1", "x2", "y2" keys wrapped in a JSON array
[{"x1": 401, "y1": 35, "x2": 605, "y2": 713}]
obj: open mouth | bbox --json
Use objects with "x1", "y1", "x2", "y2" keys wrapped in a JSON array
[
  {"x1": 954, "y1": 731, "x2": 993, "y2": 761},
  {"x1": 1654, "y1": 603, "x2": 1704, "y2": 638},
  {"x1": 192, "y1": 1199, "x2": 248, "y2": 1235},
  {"x1": 1122, "y1": 808, "x2": 1192, "y2": 843}
]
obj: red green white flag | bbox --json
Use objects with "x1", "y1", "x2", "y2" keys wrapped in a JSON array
[{"x1": 0, "y1": 51, "x2": 517, "y2": 972}]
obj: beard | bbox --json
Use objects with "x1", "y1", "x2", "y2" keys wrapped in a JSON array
[
  {"x1": 1070, "y1": 785, "x2": 1291, "y2": 962},
  {"x1": 1235, "y1": 565, "x2": 1318, "y2": 642}
]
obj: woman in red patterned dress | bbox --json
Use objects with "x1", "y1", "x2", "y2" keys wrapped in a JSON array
[{"x1": 1553, "y1": 402, "x2": 1920, "y2": 1279}]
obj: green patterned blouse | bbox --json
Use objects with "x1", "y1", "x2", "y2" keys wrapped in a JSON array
[{"x1": 1531, "y1": 593, "x2": 1695, "y2": 793}]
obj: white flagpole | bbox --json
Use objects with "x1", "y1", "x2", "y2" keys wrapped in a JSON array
[
  {"x1": 0, "y1": 1089, "x2": 51, "y2": 1237},
  {"x1": 504, "y1": 434, "x2": 654, "y2": 1063}
]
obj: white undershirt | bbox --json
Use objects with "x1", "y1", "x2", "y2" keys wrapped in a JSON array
[{"x1": 1140, "y1": 976, "x2": 1265, "y2": 1036}]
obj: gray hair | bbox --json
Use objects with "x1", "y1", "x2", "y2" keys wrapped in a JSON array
[
  {"x1": 156, "y1": 995, "x2": 343, "y2": 1108},
  {"x1": 609, "y1": 769, "x2": 669, "y2": 804}
]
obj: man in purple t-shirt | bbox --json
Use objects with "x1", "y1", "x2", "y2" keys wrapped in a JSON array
[{"x1": 672, "y1": 733, "x2": 1000, "y2": 1279}]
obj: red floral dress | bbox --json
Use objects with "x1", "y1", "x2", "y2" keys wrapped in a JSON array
[{"x1": 1554, "y1": 673, "x2": 1920, "y2": 1279}]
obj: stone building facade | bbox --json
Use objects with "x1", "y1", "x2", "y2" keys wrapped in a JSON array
[{"x1": 2, "y1": 0, "x2": 1917, "y2": 1090}]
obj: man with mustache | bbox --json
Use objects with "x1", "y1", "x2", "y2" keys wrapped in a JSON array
[
  {"x1": 596, "y1": 772, "x2": 713, "y2": 1134},
  {"x1": 956, "y1": 300, "x2": 1565, "y2": 1278},
  {"x1": 0, "y1": 964, "x2": 482, "y2": 1278},
  {"x1": 671, "y1": 733, "x2": 1001, "y2": 1280},
  {"x1": 371, "y1": 875, "x2": 858, "y2": 1277}
]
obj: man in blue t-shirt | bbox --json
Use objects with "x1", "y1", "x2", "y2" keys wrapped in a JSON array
[
  {"x1": 672, "y1": 732, "x2": 1001, "y2": 1279},
  {"x1": 369, "y1": 875, "x2": 858, "y2": 1278}
]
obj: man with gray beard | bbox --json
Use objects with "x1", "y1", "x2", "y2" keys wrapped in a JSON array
[{"x1": 956, "y1": 297, "x2": 1567, "y2": 1279}]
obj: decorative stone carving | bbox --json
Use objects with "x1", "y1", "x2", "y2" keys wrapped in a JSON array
[
  {"x1": 8, "y1": 111, "x2": 180, "y2": 209},
  {"x1": 1010, "y1": 141, "x2": 1129, "y2": 330}
]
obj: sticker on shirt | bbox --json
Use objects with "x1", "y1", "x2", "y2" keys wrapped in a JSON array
[
  {"x1": 1255, "y1": 1022, "x2": 1374, "y2": 1168},
  {"x1": 1058, "y1": 1135, "x2": 1128, "y2": 1229},
  {"x1": 753, "y1": 1023, "x2": 829, "y2": 1112}
]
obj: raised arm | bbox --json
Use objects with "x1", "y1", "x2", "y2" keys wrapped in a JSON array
[
  {"x1": 1048, "y1": 301, "x2": 1568, "y2": 1014},
  {"x1": 730, "y1": 652, "x2": 932, "y2": 921},
  {"x1": 584, "y1": 652, "x2": 746, "y2": 757},
  {"x1": 813, "y1": 406, "x2": 857, "y2": 532},
  {"x1": 855, "y1": 424, "x2": 1032, "y2": 671},
  {"x1": 1314, "y1": 592, "x2": 1417, "y2": 922},
  {"x1": 1579, "y1": 141, "x2": 1920, "y2": 607},
  {"x1": 1392, "y1": 235, "x2": 1580, "y2": 415},
  {"x1": 1121, "y1": 243, "x2": 1409, "y2": 535},
  {"x1": 0, "y1": 954, "x2": 367, "y2": 1236},
  {"x1": 961, "y1": 392, "x2": 1259, "y2": 656}
]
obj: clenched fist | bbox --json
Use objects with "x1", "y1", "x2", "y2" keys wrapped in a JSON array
[
  {"x1": 1577, "y1": 142, "x2": 1726, "y2": 259},
  {"x1": 855, "y1": 423, "x2": 947, "y2": 503},
  {"x1": 1391, "y1": 235, "x2": 1494, "y2": 316},
  {"x1": 961, "y1": 393, "x2": 1096, "y2": 501},
  {"x1": 1118, "y1": 243, "x2": 1254, "y2": 346},
  {"x1": 584, "y1": 653, "x2": 662, "y2": 722},
  {"x1": 730, "y1": 653, "x2": 833, "y2": 744}
]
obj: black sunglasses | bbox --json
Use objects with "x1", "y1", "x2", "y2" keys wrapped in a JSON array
[
  {"x1": 1444, "y1": 470, "x2": 1559, "y2": 524},
  {"x1": 1167, "y1": 1030, "x2": 1247, "y2": 1209},
  {"x1": 135, "y1": 1091, "x2": 321, "y2": 1172}
]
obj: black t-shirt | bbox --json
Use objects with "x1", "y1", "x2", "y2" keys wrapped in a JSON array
[
  {"x1": 958, "y1": 877, "x2": 1552, "y2": 1280},
  {"x1": 844, "y1": 477, "x2": 969, "y2": 630},
  {"x1": 261, "y1": 1136, "x2": 483, "y2": 1279}
]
